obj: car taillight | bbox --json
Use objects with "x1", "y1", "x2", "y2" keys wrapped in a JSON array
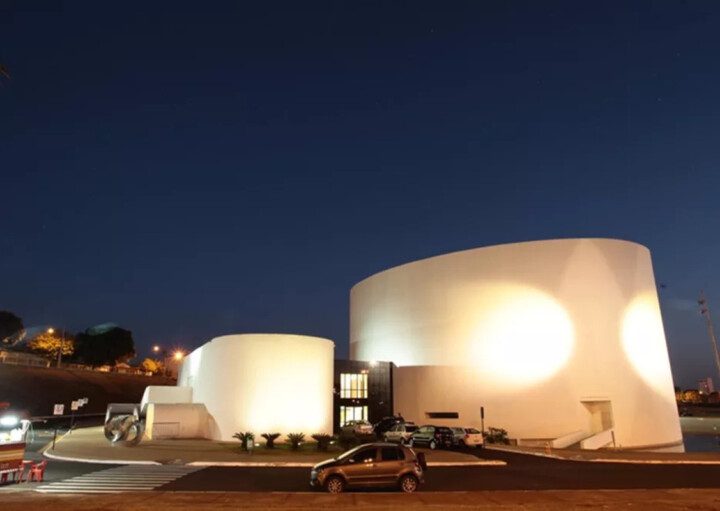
[{"x1": 464, "y1": 434, "x2": 469, "y2": 439}]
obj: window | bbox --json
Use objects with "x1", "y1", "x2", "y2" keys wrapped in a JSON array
[
  {"x1": 381, "y1": 447, "x2": 404, "y2": 461},
  {"x1": 351, "y1": 447, "x2": 377, "y2": 463},
  {"x1": 340, "y1": 405, "x2": 368, "y2": 426},
  {"x1": 340, "y1": 373, "x2": 368, "y2": 398},
  {"x1": 425, "y1": 412, "x2": 459, "y2": 419}
]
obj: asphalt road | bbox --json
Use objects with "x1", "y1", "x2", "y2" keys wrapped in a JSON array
[
  {"x1": 10, "y1": 434, "x2": 720, "y2": 493},
  {"x1": 160, "y1": 449, "x2": 720, "y2": 492}
]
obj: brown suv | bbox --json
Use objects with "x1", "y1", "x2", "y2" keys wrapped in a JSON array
[{"x1": 310, "y1": 442, "x2": 426, "y2": 493}]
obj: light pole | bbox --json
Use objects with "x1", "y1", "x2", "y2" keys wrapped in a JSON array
[{"x1": 48, "y1": 327, "x2": 67, "y2": 367}]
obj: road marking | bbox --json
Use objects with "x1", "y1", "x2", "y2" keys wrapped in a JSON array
[{"x1": 36, "y1": 465, "x2": 202, "y2": 493}]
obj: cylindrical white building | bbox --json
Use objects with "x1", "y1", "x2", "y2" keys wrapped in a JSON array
[
  {"x1": 350, "y1": 238, "x2": 683, "y2": 450},
  {"x1": 178, "y1": 334, "x2": 334, "y2": 441}
]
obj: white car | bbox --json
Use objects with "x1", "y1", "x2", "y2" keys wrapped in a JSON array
[
  {"x1": 451, "y1": 427, "x2": 484, "y2": 448},
  {"x1": 383, "y1": 422, "x2": 418, "y2": 444}
]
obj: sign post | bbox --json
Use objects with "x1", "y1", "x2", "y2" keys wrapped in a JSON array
[
  {"x1": 480, "y1": 406, "x2": 485, "y2": 437},
  {"x1": 52, "y1": 403, "x2": 64, "y2": 448},
  {"x1": 70, "y1": 400, "x2": 79, "y2": 431}
]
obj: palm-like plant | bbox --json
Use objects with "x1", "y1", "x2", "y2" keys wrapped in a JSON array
[
  {"x1": 311, "y1": 433, "x2": 333, "y2": 451},
  {"x1": 286, "y1": 433, "x2": 305, "y2": 450},
  {"x1": 233, "y1": 431, "x2": 255, "y2": 451},
  {"x1": 261, "y1": 433, "x2": 281, "y2": 449}
]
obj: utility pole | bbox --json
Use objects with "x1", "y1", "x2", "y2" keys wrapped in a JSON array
[{"x1": 698, "y1": 291, "x2": 720, "y2": 383}]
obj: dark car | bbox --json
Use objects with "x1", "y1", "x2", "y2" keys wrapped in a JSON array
[
  {"x1": 310, "y1": 442, "x2": 426, "y2": 493},
  {"x1": 373, "y1": 416, "x2": 404, "y2": 437},
  {"x1": 408, "y1": 425, "x2": 454, "y2": 450}
]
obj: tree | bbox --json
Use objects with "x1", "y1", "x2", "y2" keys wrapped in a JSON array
[
  {"x1": 73, "y1": 326, "x2": 135, "y2": 367},
  {"x1": 682, "y1": 389, "x2": 702, "y2": 404},
  {"x1": 141, "y1": 358, "x2": 162, "y2": 374},
  {"x1": 0, "y1": 311, "x2": 23, "y2": 344},
  {"x1": 29, "y1": 331, "x2": 74, "y2": 360}
]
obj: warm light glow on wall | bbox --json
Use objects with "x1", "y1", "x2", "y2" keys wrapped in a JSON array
[
  {"x1": 621, "y1": 294, "x2": 674, "y2": 397},
  {"x1": 469, "y1": 284, "x2": 575, "y2": 387},
  {"x1": 177, "y1": 334, "x2": 334, "y2": 440}
]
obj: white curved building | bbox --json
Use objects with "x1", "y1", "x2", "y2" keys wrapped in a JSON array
[
  {"x1": 177, "y1": 334, "x2": 334, "y2": 441},
  {"x1": 350, "y1": 238, "x2": 682, "y2": 450}
]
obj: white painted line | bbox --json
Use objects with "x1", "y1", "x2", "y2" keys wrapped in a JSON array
[
  {"x1": 187, "y1": 461, "x2": 316, "y2": 467},
  {"x1": 427, "y1": 461, "x2": 506, "y2": 466},
  {"x1": 42, "y1": 449, "x2": 161, "y2": 465},
  {"x1": 37, "y1": 489, "x2": 154, "y2": 493},
  {"x1": 185, "y1": 459, "x2": 505, "y2": 467},
  {"x1": 484, "y1": 447, "x2": 720, "y2": 465}
]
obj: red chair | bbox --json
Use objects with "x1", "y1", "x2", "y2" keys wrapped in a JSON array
[{"x1": 27, "y1": 460, "x2": 47, "y2": 482}]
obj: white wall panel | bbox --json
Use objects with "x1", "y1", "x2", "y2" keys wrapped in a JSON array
[
  {"x1": 178, "y1": 334, "x2": 334, "y2": 441},
  {"x1": 351, "y1": 239, "x2": 682, "y2": 450}
]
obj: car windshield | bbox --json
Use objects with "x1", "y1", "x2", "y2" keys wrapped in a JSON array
[
  {"x1": 466, "y1": 428, "x2": 481, "y2": 434},
  {"x1": 405, "y1": 425, "x2": 418, "y2": 432},
  {"x1": 337, "y1": 444, "x2": 369, "y2": 460}
]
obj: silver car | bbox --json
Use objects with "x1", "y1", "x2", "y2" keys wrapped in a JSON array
[{"x1": 383, "y1": 422, "x2": 418, "y2": 444}]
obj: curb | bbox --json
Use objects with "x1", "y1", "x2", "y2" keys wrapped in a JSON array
[
  {"x1": 186, "y1": 460, "x2": 506, "y2": 468},
  {"x1": 485, "y1": 446, "x2": 720, "y2": 465},
  {"x1": 38, "y1": 452, "x2": 505, "y2": 468},
  {"x1": 42, "y1": 449, "x2": 161, "y2": 465}
]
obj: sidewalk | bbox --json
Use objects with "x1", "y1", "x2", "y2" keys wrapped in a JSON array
[
  {"x1": 3, "y1": 489, "x2": 720, "y2": 510},
  {"x1": 488, "y1": 444, "x2": 720, "y2": 464},
  {"x1": 44, "y1": 427, "x2": 500, "y2": 467}
]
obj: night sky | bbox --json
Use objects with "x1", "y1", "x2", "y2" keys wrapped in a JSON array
[{"x1": 2, "y1": 2, "x2": 719, "y2": 388}]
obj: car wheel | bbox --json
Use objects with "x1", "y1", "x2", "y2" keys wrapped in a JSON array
[
  {"x1": 325, "y1": 475, "x2": 345, "y2": 494},
  {"x1": 399, "y1": 474, "x2": 419, "y2": 493},
  {"x1": 429, "y1": 439, "x2": 437, "y2": 450}
]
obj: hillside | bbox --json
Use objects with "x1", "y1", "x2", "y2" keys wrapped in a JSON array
[{"x1": 0, "y1": 364, "x2": 175, "y2": 417}]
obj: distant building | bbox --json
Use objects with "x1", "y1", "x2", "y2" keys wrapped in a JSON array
[{"x1": 698, "y1": 377, "x2": 714, "y2": 395}]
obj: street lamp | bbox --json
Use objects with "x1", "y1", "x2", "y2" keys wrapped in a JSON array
[
  {"x1": 152, "y1": 345, "x2": 160, "y2": 353},
  {"x1": 48, "y1": 327, "x2": 67, "y2": 367},
  {"x1": 173, "y1": 350, "x2": 184, "y2": 361}
]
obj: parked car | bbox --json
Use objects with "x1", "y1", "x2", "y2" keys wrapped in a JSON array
[
  {"x1": 341, "y1": 420, "x2": 374, "y2": 435},
  {"x1": 408, "y1": 425, "x2": 454, "y2": 450},
  {"x1": 373, "y1": 416, "x2": 404, "y2": 437},
  {"x1": 310, "y1": 442, "x2": 426, "y2": 493},
  {"x1": 450, "y1": 427, "x2": 484, "y2": 448},
  {"x1": 384, "y1": 422, "x2": 418, "y2": 444}
]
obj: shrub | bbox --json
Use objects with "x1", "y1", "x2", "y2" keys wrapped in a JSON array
[
  {"x1": 337, "y1": 431, "x2": 357, "y2": 450},
  {"x1": 261, "y1": 433, "x2": 281, "y2": 449},
  {"x1": 286, "y1": 433, "x2": 305, "y2": 450},
  {"x1": 484, "y1": 427, "x2": 509, "y2": 445},
  {"x1": 311, "y1": 433, "x2": 333, "y2": 451},
  {"x1": 356, "y1": 432, "x2": 376, "y2": 444},
  {"x1": 233, "y1": 431, "x2": 255, "y2": 451}
]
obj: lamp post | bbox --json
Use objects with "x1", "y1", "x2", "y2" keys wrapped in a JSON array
[
  {"x1": 48, "y1": 327, "x2": 67, "y2": 367},
  {"x1": 151, "y1": 345, "x2": 184, "y2": 377}
]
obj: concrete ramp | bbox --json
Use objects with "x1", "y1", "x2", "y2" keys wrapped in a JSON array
[{"x1": 580, "y1": 429, "x2": 614, "y2": 450}]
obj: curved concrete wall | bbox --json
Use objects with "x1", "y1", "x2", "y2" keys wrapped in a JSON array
[
  {"x1": 351, "y1": 239, "x2": 682, "y2": 449},
  {"x1": 178, "y1": 334, "x2": 334, "y2": 441}
]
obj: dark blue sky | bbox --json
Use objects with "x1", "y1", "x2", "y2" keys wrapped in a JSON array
[{"x1": 2, "y1": 1, "x2": 719, "y2": 388}]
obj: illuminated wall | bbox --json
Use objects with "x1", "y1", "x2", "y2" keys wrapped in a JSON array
[
  {"x1": 351, "y1": 238, "x2": 683, "y2": 450},
  {"x1": 178, "y1": 334, "x2": 334, "y2": 441}
]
